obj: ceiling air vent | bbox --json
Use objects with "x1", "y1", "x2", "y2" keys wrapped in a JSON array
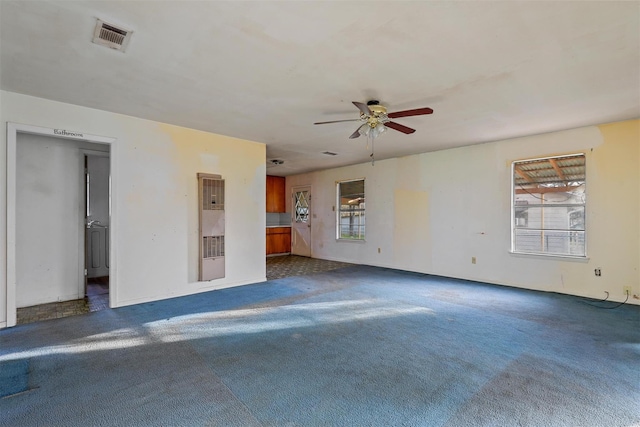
[{"x1": 92, "y1": 19, "x2": 132, "y2": 52}]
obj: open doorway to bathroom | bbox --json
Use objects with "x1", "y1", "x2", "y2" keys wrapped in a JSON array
[
  {"x1": 84, "y1": 152, "x2": 111, "y2": 314},
  {"x1": 13, "y1": 134, "x2": 111, "y2": 325}
]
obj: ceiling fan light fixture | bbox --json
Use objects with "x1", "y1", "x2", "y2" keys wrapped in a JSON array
[
  {"x1": 372, "y1": 124, "x2": 386, "y2": 138},
  {"x1": 358, "y1": 124, "x2": 370, "y2": 137}
]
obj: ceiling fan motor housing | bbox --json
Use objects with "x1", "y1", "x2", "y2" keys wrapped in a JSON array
[
  {"x1": 369, "y1": 105, "x2": 387, "y2": 116},
  {"x1": 366, "y1": 100, "x2": 388, "y2": 116}
]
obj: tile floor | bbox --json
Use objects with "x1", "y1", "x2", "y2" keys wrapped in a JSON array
[
  {"x1": 16, "y1": 279, "x2": 109, "y2": 325},
  {"x1": 266, "y1": 255, "x2": 351, "y2": 280},
  {"x1": 16, "y1": 256, "x2": 352, "y2": 325}
]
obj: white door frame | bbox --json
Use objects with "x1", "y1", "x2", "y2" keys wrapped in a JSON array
[{"x1": 6, "y1": 122, "x2": 117, "y2": 328}]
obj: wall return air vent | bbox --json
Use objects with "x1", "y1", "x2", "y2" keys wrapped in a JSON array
[{"x1": 92, "y1": 19, "x2": 132, "y2": 52}]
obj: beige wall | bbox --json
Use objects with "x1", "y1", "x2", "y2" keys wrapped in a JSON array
[
  {"x1": 287, "y1": 120, "x2": 639, "y2": 304},
  {"x1": 1, "y1": 91, "x2": 267, "y2": 327}
]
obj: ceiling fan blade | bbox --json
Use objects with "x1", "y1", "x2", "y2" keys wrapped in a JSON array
[
  {"x1": 384, "y1": 121, "x2": 416, "y2": 134},
  {"x1": 314, "y1": 119, "x2": 361, "y2": 125},
  {"x1": 387, "y1": 107, "x2": 433, "y2": 119},
  {"x1": 353, "y1": 101, "x2": 372, "y2": 116},
  {"x1": 349, "y1": 125, "x2": 363, "y2": 139}
]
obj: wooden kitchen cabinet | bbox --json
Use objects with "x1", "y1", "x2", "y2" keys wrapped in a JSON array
[
  {"x1": 266, "y1": 227, "x2": 291, "y2": 255},
  {"x1": 266, "y1": 175, "x2": 286, "y2": 213}
]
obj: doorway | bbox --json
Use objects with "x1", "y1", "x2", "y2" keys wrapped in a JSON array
[
  {"x1": 6, "y1": 123, "x2": 117, "y2": 328},
  {"x1": 291, "y1": 186, "x2": 311, "y2": 257},
  {"x1": 84, "y1": 153, "x2": 110, "y2": 311}
]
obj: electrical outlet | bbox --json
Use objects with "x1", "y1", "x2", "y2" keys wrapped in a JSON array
[
  {"x1": 594, "y1": 268, "x2": 601, "y2": 277},
  {"x1": 623, "y1": 286, "x2": 632, "y2": 295},
  {"x1": 471, "y1": 256, "x2": 476, "y2": 264}
]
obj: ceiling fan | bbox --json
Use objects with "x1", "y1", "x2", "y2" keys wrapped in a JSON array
[{"x1": 314, "y1": 100, "x2": 433, "y2": 139}]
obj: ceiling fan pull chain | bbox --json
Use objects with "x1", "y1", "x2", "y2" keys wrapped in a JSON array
[{"x1": 370, "y1": 135, "x2": 375, "y2": 166}]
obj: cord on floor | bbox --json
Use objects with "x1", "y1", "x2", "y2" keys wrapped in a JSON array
[{"x1": 581, "y1": 291, "x2": 629, "y2": 309}]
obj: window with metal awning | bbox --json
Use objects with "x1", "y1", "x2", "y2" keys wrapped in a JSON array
[{"x1": 512, "y1": 154, "x2": 586, "y2": 257}]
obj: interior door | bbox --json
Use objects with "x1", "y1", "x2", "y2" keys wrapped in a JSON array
[{"x1": 291, "y1": 186, "x2": 311, "y2": 257}]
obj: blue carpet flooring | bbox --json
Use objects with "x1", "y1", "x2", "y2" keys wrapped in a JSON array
[{"x1": 1, "y1": 265, "x2": 639, "y2": 426}]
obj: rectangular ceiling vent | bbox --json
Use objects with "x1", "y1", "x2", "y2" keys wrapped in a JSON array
[{"x1": 93, "y1": 19, "x2": 132, "y2": 52}]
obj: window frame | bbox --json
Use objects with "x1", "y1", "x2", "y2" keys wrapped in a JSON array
[
  {"x1": 510, "y1": 153, "x2": 587, "y2": 258},
  {"x1": 336, "y1": 178, "x2": 366, "y2": 241}
]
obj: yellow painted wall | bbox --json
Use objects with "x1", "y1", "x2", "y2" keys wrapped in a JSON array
[{"x1": 593, "y1": 120, "x2": 640, "y2": 298}]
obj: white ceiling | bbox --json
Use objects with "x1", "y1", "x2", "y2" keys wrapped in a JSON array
[{"x1": 1, "y1": 1, "x2": 638, "y2": 176}]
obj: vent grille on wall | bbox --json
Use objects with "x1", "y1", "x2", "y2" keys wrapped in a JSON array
[
  {"x1": 198, "y1": 174, "x2": 225, "y2": 281},
  {"x1": 203, "y1": 236, "x2": 225, "y2": 258},
  {"x1": 92, "y1": 19, "x2": 133, "y2": 52},
  {"x1": 202, "y1": 177, "x2": 225, "y2": 210}
]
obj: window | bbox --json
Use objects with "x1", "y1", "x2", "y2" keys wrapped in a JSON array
[
  {"x1": 294, "y1": 189, "x2": 309, "y2": 223},
  {"x1": 512, "y1": 154, "x2": 586, "y2": 257},
  {"x1": 337, "y1": 179, "x2": 365, "y2": 240}
]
